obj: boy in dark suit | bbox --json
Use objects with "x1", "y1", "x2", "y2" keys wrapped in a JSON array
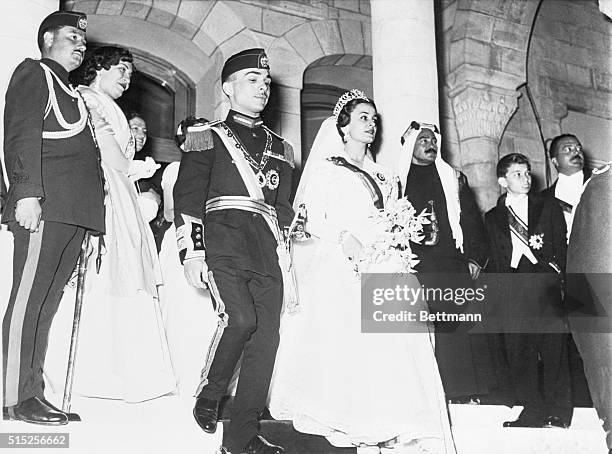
[{"x1": 484, "y1": 153, "x2": 572, "y2": 428}]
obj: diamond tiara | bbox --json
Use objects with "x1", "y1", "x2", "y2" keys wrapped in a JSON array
[{"x1": 332, "y1": 89, "x2": 370, "y2": 120}]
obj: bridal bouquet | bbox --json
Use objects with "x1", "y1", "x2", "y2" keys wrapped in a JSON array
[{"x1": 357, "y1": 197, "x2": 429, "y2": 273}]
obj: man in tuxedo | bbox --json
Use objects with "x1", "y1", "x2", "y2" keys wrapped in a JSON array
[
  {"x1": 541, "y1": 134, "x2": 591, "y2": 240},
  {"x1": 541, "y1": 133, "x2": 593, "y2": 408}
]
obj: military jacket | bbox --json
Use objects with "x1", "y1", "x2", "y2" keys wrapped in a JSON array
[
  {"x1": 2, "y1": 58, "x2": 105, "y2": 232},
  {"x1": 173, "y1": 110, "x2": 294, "y2": 274}
]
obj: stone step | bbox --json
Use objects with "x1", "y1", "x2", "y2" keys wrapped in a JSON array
[{"x1": 1, "y1": 394, "x2": 607, "y2": 454}]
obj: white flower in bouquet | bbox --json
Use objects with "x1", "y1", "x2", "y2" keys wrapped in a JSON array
[{"x1": 357, "y1": 197, "x2": 429, "y2": 273}]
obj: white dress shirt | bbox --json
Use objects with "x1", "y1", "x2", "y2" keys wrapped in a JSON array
[{"x1": 555, "y1": 170, "x2": 585, "y2": 241}]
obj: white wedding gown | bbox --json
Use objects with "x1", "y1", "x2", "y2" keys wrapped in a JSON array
[{"x1": 268, "y1": 155, "x2": 456, "y2": 453}]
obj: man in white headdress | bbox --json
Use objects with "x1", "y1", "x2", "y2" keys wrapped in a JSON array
[{"x1": 397, "y1": 121, "x2": 496, "y2": 403}]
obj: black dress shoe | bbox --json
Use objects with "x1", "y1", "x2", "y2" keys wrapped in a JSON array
[
  {"x1": 503, "y1": 416, "x2": 542, "y2": 428},
  {"x1": 542, "y1": 416, "x2": 569, "y2": 428},
  {"x1": 38, "y1": 398, "x2": 81, "y2": 422},
  {"x1": 193, "y1": 397, "x2": 219, "y2": 434},
  {"x1": 7, "y1": 397, "x2": 68, "y2": 425},
  {"x1": 242, "y1": 434, "x2": 285, "y2": 454}
]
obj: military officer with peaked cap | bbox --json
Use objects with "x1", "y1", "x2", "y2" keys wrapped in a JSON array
[
  {"x1": 2, "y1": 10, "x2": 105, "y2": 425},
  {"x1": 173, "y1": 48, "x2": 294, "y2": 454}
]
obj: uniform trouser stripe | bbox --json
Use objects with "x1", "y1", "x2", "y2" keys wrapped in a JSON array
[
  {"x1": 195, "y1": 271, "x2": 228, "y2": 396},
  {"x1": 5, "y1": 222, "x2": 45, "y2": 406}
]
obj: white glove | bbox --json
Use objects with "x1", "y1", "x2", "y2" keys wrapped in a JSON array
[
  {"x1": 138, "y1": 190, "x2": 161, "y2": 222},
  {"x1": 128, "y1": 157, "x2": 160, "y2": 182}
]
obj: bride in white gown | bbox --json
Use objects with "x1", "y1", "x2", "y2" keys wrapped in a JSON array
[{"x1": 268, "y1": 90, "x2": 456, "y2": 453}]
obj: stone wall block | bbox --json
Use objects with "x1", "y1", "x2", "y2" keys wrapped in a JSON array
[
  {"x1": 362, "y1": 21, "x2": 372, "y2": 56},
  {"x1": 262, "y1": 9, "x2": 306, "y2": 36},
  {"x1": 359, "y1": 0, "x2": 370, "y2": 16},
  {"x1": 97, "y1": 1, "x2": 124, "y2": 15},
  {"x1": 274, "y1": 85, "x2": 301, "y2": 116},
  {"x1": 566, "y1": 63, "x2": 592, "y2": 88},
  {"x1": 171, "y1": 16, "x2": 199, "y2": 40},
  {"x1": 500, "y1": 47, "x2": 525, "y2": 77},
  {"x1": 192, "y1": 28, "x2": 217, "y2": 56},
  {"x1": 219, "y1": 30, "x2": 259, "y2": 60},
  {"x1": 72, "y1": 1, "x2": 99, "y2": 14},
  {"x1": 492, "y1": 19, "x2": 530, "y2": 51},
  {"x1": 177, "y1": 0, "x2": 214, "y2": 27},
  {"x1": 333, "y1": 0, "x2": 360, "y2": 13},
  {"x1": 311, "y1": 20, "x2": 344, "y2": 55},
  {"x1": 463, "y1": 0, "x2": 504, "y2": 19},
  {"x1": 449, "y1": 39, "x2": 465, "y2": 72},
  {"x1": 268, "y1": 36, "x2": 306, "y2": 88},
  {"x1": 285, "y1": 24, "x2": 324, "y2": 65},
  {"x1": 201, "y1": 2, "x2": 245, "y2": 45},
  {"x1": 147, "y1": 8, "x2": 175, "y2": 27},
  {"x1": 592, "y1": 68, "x2": 612, "y2": 93},
  {"x1": 123, "y1": 1, "x2": 151, "y2": 20},
  {"x1": 463, "y1": 38, "x2": 492, "y2": 67},
  {"x1": 453, "y1": 10, "x2": 495, "y2": 42},
  {"x1": 338, "y1": 20, "x2": 364, "y2": 55},
  {"x1": 228, "y1": 1, "x2": 263, "y2": 32},
  {"x1": 152, "y1": 0, "x2": 179, "y2": 15},
  {"x1": 572, "y1": 28, "x2": 605, "y2": 50},
  {"x1": 442, "y1": 0, "x2": 458, "y2": 32},
  {"x1": 337, "y1": 9, "x2": 369, "y2": 22},
  {"x1": 536, "y1": 58, "x2": 568, "y2": 81}
]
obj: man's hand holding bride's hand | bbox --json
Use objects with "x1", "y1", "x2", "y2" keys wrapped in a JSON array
[
  {"x1": 183, "y1": 257, "x2": 209, "y2": 289},
  {"x1": 339, "y1": 230, "x2": 363, "y2": 262}
]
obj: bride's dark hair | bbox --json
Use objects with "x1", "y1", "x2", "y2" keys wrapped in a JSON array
[{"x1": 336, "y1": 98, "x2": 377, "y2": 141}]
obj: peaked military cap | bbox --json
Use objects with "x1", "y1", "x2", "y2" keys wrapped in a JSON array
[
  {"x1": 38, "y1": 11, "x2": 87, "y2": 50},
  {"x1": 221, "y1": 48, "x2": 269, "y2": 82}
]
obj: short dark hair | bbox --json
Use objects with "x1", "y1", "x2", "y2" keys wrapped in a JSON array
[
  {"x1": 497, "y1": 153, "x2": 531, "y2": 178},
  {"x1": 126, "y1": 111, "x2": 145, "y2": 122},
  {"x1": 548, "y1": 133, "x2": 579, "y2": 159},
  {"x1": 335, "y1": 98, "x2": 377, "y2": 141},
  {"x1": 76, "y1": 46, "x2": 133, "y2": 86}
]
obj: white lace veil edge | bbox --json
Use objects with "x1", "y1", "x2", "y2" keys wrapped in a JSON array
[{"x1": 293, "y1": 116, "x2": 344, "y2": 210}]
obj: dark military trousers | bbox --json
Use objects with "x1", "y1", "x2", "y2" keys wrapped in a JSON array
[
  {"x1": 3, "y1": 221, "x2": 85, "y2": 407},
  {"x1": 197, "y1": 261, "x2": 283, "y2": 453}
]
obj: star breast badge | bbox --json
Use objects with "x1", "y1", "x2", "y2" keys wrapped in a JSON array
[{"x1": 529, "y1": 233, "x2": 544, "y2": 250}]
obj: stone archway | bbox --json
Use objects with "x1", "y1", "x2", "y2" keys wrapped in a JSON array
[{"x1": 267, "y1": 18, "x2": 371, "y2": 163}]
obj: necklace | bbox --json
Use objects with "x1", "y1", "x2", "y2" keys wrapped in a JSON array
[{"x1": 220, "y1": 122, "x2": 273, "y2": 187}]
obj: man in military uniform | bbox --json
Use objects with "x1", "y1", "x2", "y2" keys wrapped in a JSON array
[
  {"x1": 397, "y1": 121, "x2": 495, "y2": 403},
  {"x1": 2, "y1": 11, "x2": 105, "y2": 425},
  {"x1": 173, "y1": 49, "x2": 293, "y2": 454}
]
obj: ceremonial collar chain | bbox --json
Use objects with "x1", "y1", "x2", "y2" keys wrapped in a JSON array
[
  {"x1": 333, "y1": 89, "x2": 369, "y2": 120},
  {"x1": 220, "y1": 122, "x2": 273, "y2": 186},
  {"x1": 231, "y1": 111, "x2": 263, "y2": 129}
]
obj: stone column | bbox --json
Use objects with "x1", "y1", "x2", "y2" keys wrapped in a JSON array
[
  {"x1": 0, "y1": 0, "x2": 58, "y2": 185},
  {"x1": 370, "y1": 0, "x2": 439, "y2": 168},
  {"x1": 450, "y1": 84, "x2": 519, "y2": 210}
]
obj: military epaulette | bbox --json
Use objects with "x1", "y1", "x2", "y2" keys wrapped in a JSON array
[
  {"x1": 261, "y1": 126, "x2": 295, "y2": 169},
  {"x1": 592, "y1": 162, "x2": 611, "y2": 175},
  {"x1": 182, "y1": 120, "x2": 222, "y2": 152}
]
